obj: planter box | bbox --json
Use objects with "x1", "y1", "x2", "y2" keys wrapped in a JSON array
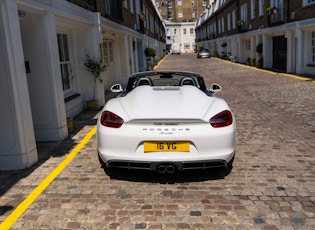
[
  {"x1": 87, "y1": 100, "x2": 99, "y2": 111},
  {"x1": 67, "y1": 118, "x2": 74, "y2": 133}
]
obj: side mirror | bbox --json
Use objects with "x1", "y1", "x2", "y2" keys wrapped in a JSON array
[
  {"x1": 209, "y1": 83, "x2": 222, "y2": 93},
  {"x1": 110, "y1": 84, "x2": 123, "y2": 93}
]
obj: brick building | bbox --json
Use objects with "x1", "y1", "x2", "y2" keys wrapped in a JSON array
[
  {"x1": 0, "y1": 0, "x2": 165, "y2": 170},
  {"x1": 195, "y1": 0, "x2": 315, "y2": 75},
  {"x1": 155, "y1": 0, "x2": 209, "y2": 53},
  {"x1": 155, "y1": 0, "x2": 208, "y2": 22}
]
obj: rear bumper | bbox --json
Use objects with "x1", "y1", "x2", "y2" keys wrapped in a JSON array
[{"x1": 99, "y1": 152, "x2": 235, "y2": 171}]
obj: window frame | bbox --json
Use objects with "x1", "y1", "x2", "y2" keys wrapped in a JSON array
[
  {"x1": 259, "y1": 0, "x2": 264, "y2": 16},
  {"x1": 57, "y1": 32, "x2": 76, "y2": 98},
  {"x1": 227, "y1": 13, "x2": 231, "y2": 31},
  {"x1": 251, "y1": 0, "x2": 255, "y2": 19},
  {"x1": 101, "y1": 40, "x2": 114, "y2": 66},
  {"x1": 303, "y1": 0, "x2": 315, "y2": 7},
  {"x1": 232, "y1": 10, "x2": 236, "y2": 29}
]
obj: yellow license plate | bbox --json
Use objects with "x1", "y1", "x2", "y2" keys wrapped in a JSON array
[{"x1": 144, "y1": 141, "x2": 190, "y2": 152}]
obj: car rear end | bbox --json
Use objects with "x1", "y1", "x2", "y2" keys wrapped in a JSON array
[{"x1": 97, "y1": 87, "x2": 235, "y2": 173}]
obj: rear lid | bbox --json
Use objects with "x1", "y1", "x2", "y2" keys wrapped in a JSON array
[{"x1": 118, "y1": 86, "x2": 214, "y2": 120}]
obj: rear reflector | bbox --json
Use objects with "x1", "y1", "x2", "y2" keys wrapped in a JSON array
[
  {"x1": 100, "y1": 111, "x2": 124, "y2": 128},
  {"x1": 209, "y1": 110, "x2": 233, "y2": 128}
]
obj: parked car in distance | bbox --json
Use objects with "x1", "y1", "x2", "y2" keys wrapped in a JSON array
[
  {"x1": 97, "y1": 71, "x2": 236, "y2": 176},
  {"x1": 197, "y1": 49, "x2": 211, "y2": 58}
]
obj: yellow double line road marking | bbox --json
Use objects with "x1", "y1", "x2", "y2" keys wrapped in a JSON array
[{"x1": 0, "y1": 126, "x2": 97, "y2": 230}]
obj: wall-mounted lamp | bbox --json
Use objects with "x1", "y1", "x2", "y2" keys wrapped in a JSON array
[
  {"x1": 258, "y1": 25, "x2": 264, "y2": 32},
  {"x1": 290, "y1": 11, "x2": 296, "y2": 20}
]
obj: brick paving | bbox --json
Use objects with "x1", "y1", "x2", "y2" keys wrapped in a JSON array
[{"x1": 0, "y1": 54, "x2": 315, "y2": 229}]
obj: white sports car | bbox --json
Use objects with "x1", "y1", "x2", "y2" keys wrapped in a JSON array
[{"x1": 97, "y1": 71, "x2": 236, "y2": 174}]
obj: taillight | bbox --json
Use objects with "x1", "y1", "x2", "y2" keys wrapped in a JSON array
[
  {"x1": 209, "y1": 110, "x2": 233, "y2": 128},
  {"x1": 100, "y1": 111, "x2": 124, "y2": 128}
]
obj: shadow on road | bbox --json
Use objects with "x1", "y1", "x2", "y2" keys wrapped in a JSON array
[
  {"x1": 0, "y1": 110, "x2": 99, "y2": 203},
  {"x1": 103, "y1": 167, "x2": 231, "y2": 184}
]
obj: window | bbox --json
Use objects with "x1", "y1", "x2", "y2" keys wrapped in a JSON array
[
  {"x1": 190, "y1": 28, "x2": 194, "y2": 34},
  {"x1": 232, "y1": 10, "x2": 236, "y2": 29},
  {"x1": 259, "y1": 0, "x2": 264, "y2": 16},
  {"x1": 240, "y1": 4, "x2": 248, "y2": 25},
  {"x1": 191, "y1": 0, "x2": 194, "y2": 6},
  {"x1": 221, "y1": 17, "x2": 225, "y2": 33},
  {"x1": 251, "y1": 0, "x2": 255, "y2": 19},
  {"x1": 183, "y1": 28, "x2": 187, "y2": 34},
  {"x1": 184, "y1": 43, "x2": 190, "y2": 49},
  {"x1": 303, "y1": 0, "x2": 315, "y2": 7},
  {"x1": 174, "y1": 29, "x2": 177, "y2": 35},
  {"x1": 57, "y1": 33, "x2": 75, "y2": 95},
  {"x1": 178, "y1": 12, "x2": 183, "y2": 18},
  {"x1": 178, "y1": 0, "x2": 182, "y2": 6},
  {"x1": 168, "y1": 11, "x2": 172, "y2": 19},
  {"x1": 203, "y1": 0, "x2": 207, "y2": 6},
  {"x1": 105, "y1": 0, "x2": 122, "y2": 20},
  {"x1": 192, "y1": 11, "x2": 195, "y2": 18},
  {"x1": 227, "y1": 13, "x2": 231, "y2": 31},
  {"x1": 130, "y1": 0, "x2": 134, "y2": 13},
  {"x1": 312, "y1": 31, "x2": 315, "y2": 63},
  {"x1": 168, "y1": 1, "x2": 172, "y2": 8},
  {"x1": 101, "y1": 40, "x2": 114, "y2": 65}
]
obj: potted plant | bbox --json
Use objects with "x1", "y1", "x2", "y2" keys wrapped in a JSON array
[
  {"x1": 221, "y1": 42, "x2": 227, "y2": 48},
  {"x1": 210, "y1": 32, "x2": 216, "y2": 39},
  {"x1": 140, "y1": 11, "x2": 146, "y2": 20},
  {"x1": 256, "y1": 43, "x2": 263, "y2": 54},
  {"x1": 266, "y1": 7, "x2": 277, "y2": 15},
  {"x1": 144, "y1": 47, "x2": 156, "y2": 57},
  {"x1": 246, "y1": 57, "x2": 251, "y2": 65},
  {"x1": 266, "y1": 7, "x2": 272, "y2": 15},
  {"x1": 83, "y1": 51, "x2": 106, "y2": 110},
  {"x1": 236, "y1": 19, "x2": 244, "y2": 26},
  {"x1": 229, "y1": 55, "x2": 237, "y2": 62},
  {"x1": 251, "y1": 58, "x2": 256, "y2": 67},
  {"x1": 256, "y1": 58, "x2": 263, "y2": 68},
  {"x1": 272, "y1": 7, "x2": 277, "y2": 14},
  {"x1": 67, "y1": 117, "x2": 74, "y2": 132}
]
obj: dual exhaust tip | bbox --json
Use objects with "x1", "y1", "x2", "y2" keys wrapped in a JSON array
[{"x1": 157, "y1": 164, "x2": 176, "y2": 174}]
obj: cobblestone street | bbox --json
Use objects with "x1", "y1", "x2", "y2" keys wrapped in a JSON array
[{"x1": 1, "y1": 54, "x2": 315, "y2": 229}]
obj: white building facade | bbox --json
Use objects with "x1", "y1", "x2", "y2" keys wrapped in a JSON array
[
  {"x1": 165, "y1": 21, "x2": 196, "y2": 53},
  {"x1": 0, "y1": 0, "x2": 165, "y2": 170}
]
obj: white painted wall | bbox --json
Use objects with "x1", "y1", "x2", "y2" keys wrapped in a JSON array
[
  {"x1": 20, "y1": 12, "x2": 68, "y2": 141},
  {"x1": 0, "y1": 0, "x2": 37, "y2": 170}
]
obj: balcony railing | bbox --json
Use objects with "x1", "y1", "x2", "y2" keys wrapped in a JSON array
[{"x1": 67, "y1": 0, "x2": 96, "y2": 11}]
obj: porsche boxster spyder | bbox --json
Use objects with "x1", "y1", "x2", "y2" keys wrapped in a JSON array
[{"x1": 97, "y1": 71, "x2": 236, "y2": 174}]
